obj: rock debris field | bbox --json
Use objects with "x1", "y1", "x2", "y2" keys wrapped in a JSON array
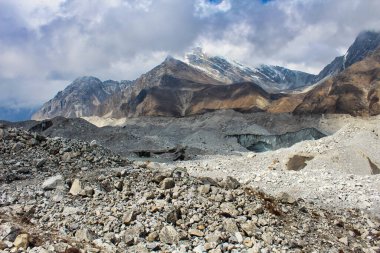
[{"x1": 0, "y1": 126, "x2": 380, "y2": 252}]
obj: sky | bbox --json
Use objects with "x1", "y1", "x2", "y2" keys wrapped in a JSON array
[{"x1": 0, "y1": 0, "x2": 380, "y2": 112}]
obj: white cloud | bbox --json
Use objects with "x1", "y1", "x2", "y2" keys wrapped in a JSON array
[{"x1": 194, "y1": 0, "x2": 231, "y2": 17}]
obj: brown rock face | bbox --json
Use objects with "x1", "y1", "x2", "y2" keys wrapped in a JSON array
[{"x1": 294, "y1": 48, "x2": 380, "y2": 116}]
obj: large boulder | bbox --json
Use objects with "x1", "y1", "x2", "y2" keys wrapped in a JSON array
[{"x1": 42, "y1": 175, "x2": 64, "y2": 191}]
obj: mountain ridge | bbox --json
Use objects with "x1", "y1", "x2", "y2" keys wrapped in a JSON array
[{"x1": 32, "y1": 30, "x2": 380, "y2": 120}]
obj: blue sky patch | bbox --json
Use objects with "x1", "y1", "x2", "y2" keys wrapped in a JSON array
[{"x1": 208, "y1": 0, "x2": 223, "y2": 5}]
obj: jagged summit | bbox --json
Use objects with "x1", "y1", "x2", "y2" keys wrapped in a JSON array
[
  {"x1": 32, "y1": 31, "x2": 380, "y2": 120},
  {"x1": 185, "y1": 47, "x2": 315, "y2": 91},
  {"x1": 315, "y1": 30, "x2": 380, "y2": 82}
]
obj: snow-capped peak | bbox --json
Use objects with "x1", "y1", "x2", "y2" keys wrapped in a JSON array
[{"x1": 184, "y1": 48, "x2": 315, "y2": 91}]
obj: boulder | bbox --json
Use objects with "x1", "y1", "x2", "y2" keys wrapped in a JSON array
[
  {"x1": 42, "y1": 175, "x2": 64, "y2": 191},
  {"x1": 14, "y1": 233, "x2": 29, "y2": 250},
  {"x1": 69, "y1": 179, "x2": 82, "y2": 196},
  {"x1": 220, "y1": 202, "x2": 239, "y2": 217},
  {"x1": 219, "y1": 176, "x2": 240, "y2": 189},
  {"x1": 160, "y1": 178, "x2": 175, "y2": 190},
  {"x1": 0, "y1": 223, "x2": 20, "y2": 241},
  {"x1": 123, "y1": 209, "x2": 138, "y2": 225},
  {"x1": 159, "y1": 226, "x2": 179, "y2": 245},
  {"x1": 188, "y1": 229, "x2": 204, "y2": 237},
  {"x1": 75, "y1": 228, "x2": 95, "y2": 242}
]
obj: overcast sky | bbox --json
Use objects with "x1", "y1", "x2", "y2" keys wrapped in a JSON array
[{"x1": 0, "y1": 0, "x2": 380, "y2": 109}]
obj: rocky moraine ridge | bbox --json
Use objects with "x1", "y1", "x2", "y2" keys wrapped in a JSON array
[{"x1": 0, "y1": 125, "x2": 379, "y2": 252}]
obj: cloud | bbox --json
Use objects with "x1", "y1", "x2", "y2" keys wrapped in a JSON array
[
  {"x1": 0, "y1": 0, "x2": 379, "y2": 111},
  {"x1": 194, "y1": 0, "x2": 232, "y2": 17}
]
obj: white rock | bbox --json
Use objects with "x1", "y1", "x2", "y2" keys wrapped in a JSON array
[
  {"x1": 69, "y1": 179, "x2": 82, "y2": 196},
  {"x1": 42, "y1": 175, "x2": 64, "y2": 191}
]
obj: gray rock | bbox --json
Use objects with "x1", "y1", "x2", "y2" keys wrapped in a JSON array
[
  {"x1": 220, "y1": 202, "x2": 239, "y2": 217},
  {"x1": 159, "y1": 226, "x2": 179, "y2": 245},
  {"x1": 223, "y1": 218, "x2": 239, "y2": 233},
  {"x1": 75, "y1": 228, "x2": 95, "y2": 242},
  {"x1": 219, "y1": 176, "x2": 241, "y2": 190},
  {"x1": 35, "y1": 158, "x2": 47, "y2": 168},
  {"x1": 0, "y1": 128, "x2": 8, "y2": 139},
  {"x1": 123, "y1": 209, "x2": 138, "y2": 225},
  {"x1": 42, "y1": 175, "x2": 64, "y2": 191},
  {"x1": 160, "y1": 178, "x2": 175, "y2": 189},
  {"x1": 0, "y1": 223, "x2": 20, "y2": 241},
  {"x1": 90, "y1": 140, "x2": 98, "y2": 147},
  {"x1": 114, "y1": 181, "x2": 124, "y2": 191},
  {"x1": 125, "y1": 223, "x2": 145, "y2": 246}
]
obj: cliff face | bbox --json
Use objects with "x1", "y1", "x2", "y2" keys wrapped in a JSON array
[
  {"x1": 32, "y1": 77, "x2": 131, "y2": 120},
  {"x1": 314, "y1": 31, "x2": 380, "y2": 82},
  {"x1": 294, "y1": 48, "x2": 380, "y2": 116}
]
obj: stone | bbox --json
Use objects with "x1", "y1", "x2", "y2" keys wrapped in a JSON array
[
  {"x1": 223, "y1": 219, "x2": 239, "y2": 234},
  {"x1": 75, "y1": 228, "x2": 95, "y2": 242},
  {"x1": 160, "y1": 178, "x2": 175, "y2": 189},
  {"x1": 90, "y1": 140, "x2": 98, "y2": 147},
  {"x1": 262, "y1": 233, "x2": 273, "y2": 245},
  {"x1": 83, "y1": 186, "x2": 95, "y2": 197},
  {"x1": 166, "y1": 208, "x2": 181, "y2": 225},
  {"x1": 12, "y1": 142, "x2": 25, "y2": 151},
  {"x1": 62, "y1": 207, "x2": 81, "y2": 216},
  {"x1": 35, "y1": 158, "x2": 46, "y2": 168},
  {"x1": 42, "y1": 175, "x2": 64, "y2": 191},
  {"x1": 241, "y1": 221, "x2": 257, "y2": 236},
  {"x1": 205, "y1": 232, "x2": 221, "y2": 243},
  {"x1": 125, "y1": 224, "x2": 145, "y2": 246},
  {"x1": 339, "y1": 237, "x2": 349, "y2": 246},
  {"x1": 220, "y1": 202, "x2": 239, "y2": 217},
  {"x1": 194, "y1": 245, "x2": 206, "y2": 253},
  {"x1": 0, "y1": 224, "x2": 20, "y2": 241},
  {"x1": 198, "y1": 184, "x2": 211, "y2": 194},
  {"x1": 159, "y1": 226, "x2": 179, "y2": 245},
  {"x1": 147, "y1": 231, "x2": 159, "y2": 242},
  {"x1": 188, "y1": 229, "x2": 204, "y2": 237},
  {"x1": 69, "y1": 179, "x2": 82, "y2": 196},
  {"x1": 222, "y1": 176, "x2": 241, "y2": 189},
  {"x1": 278, "y1": 192, "x2": 296, "y2": 204},
  {"x1": 234, "y1": 232, "x2": 244, "y2": 243},
  {"x1": 114, "y1": 181, "x2": 124, "y2": 191},
  {"x1": 123, "y1": 209, "x2": 138, "y2": 225},
  {"x1": 243, "y1": 238, "x2": 253, "y2": 248},
  {"x1": 0, "y1": 241, "x2": 7, "y2": 250},
  {"x1": 0, "y1": 128, "x2": 8, "y2": 139},
  {"x1": 13, "y1": 233, "x2": 29, "y2": 250}
]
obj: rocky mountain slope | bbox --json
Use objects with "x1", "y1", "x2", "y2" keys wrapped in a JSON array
[
  {"x1": 294, "y1": 46, "x2": 380, "y2": 116},
  {"x1": 32, "y1": 31, "x2": 380, "y2": 120},
  {"x1": 1, "y1": 126, "x2": 379, "y2": 252},
  {"x1": 314, "y1": 31, "x2": 380, "y2": 82},
  {"x1": 32, "y1": 77, "x2": 131, "y2": 120},
  {"x1": 185, "y1": 47, "x2": 315, "y2": 91}
]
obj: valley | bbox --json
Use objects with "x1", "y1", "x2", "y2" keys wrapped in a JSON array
[{"x1": 1, "y1": 30, "x2": 380, "y2": 252}]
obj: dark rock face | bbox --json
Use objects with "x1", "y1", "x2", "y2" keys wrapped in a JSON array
[
  {"x1": 229, "y1": 128, "x2": 326, "y2": 152},
  {"x1": 32, "y1": 77, "x2": 131, "y2": 120},
  {"x1": 294, "y1": 47, "x2": 380, "y2": 116},
  {"x1": 315, "y1": 31, "x2": 380, "y2": 82}
]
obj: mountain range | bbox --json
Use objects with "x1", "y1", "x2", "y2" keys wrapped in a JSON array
[{"x1": 31, "y1": 31, "x2": 380, "y2": 120}]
